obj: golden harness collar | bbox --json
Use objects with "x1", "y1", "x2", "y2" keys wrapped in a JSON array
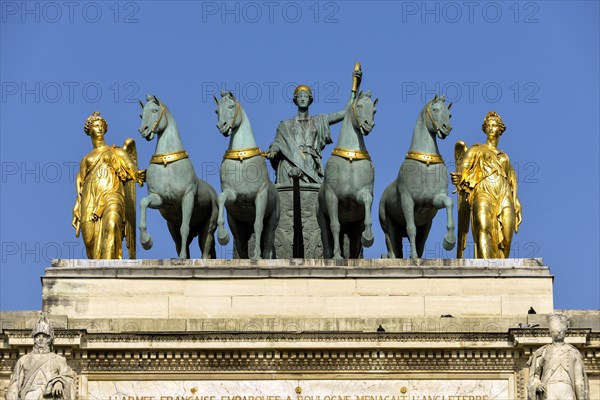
[
  {"x1": 150, "y1": 150, "x2": 189, "y2": 166},
  {"x1": 405, "y1": 151, "x2": 444, "y2": 165},
  {"x1": 223, "y1": 147, "x2": 266, "y2": 161},
  {"x1": 332, "y1": 147, "x2": 371, "y2": 161}
]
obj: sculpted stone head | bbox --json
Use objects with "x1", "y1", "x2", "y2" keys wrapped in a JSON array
[
  {"x1": 84, "y1": 111, "x2": 108, "y2": 136},
  {"x1": 32, "y1": 314, "x2": 54, "y2": 353},
  {"x1": 548, "y1": 313, "x2": 569, "y2": 343},
  {"x1": 481, "y1": 111, "x2": 506, "y2": 137},
  {"x1": 293, "y1": 85, "x2": 313, "y2": 107}
]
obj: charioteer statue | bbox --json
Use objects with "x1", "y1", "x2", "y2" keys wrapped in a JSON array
[
  {"x1": 265, "y1": 64, "x2": 363, "y2": 258},
  {"x1": 266, "y1": 65, "x2": 363, "y2": 183}
]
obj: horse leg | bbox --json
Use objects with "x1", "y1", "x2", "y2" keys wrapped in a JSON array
[
  {"x1": 348, "y1": 223, "x2": 363, "y2": 259},
  {"x1": 178, "y1": 187, "x2": 195, "y2": 259},
  {"x1": 324, "y1": 188, "x2": 343, "y2": 260},
  {"x1": 139, "y1": 193, "x2": 163, "y2": 250},
  {"x1": 388, "y1": 225, "x2": 403, "y2": 259},
  {"x1": 198, "y1": 197, "x2": 218, "y2": 259},
  {"x1": 415, "y1": 222, "x2": 433, "y2": 258},
  {"x1": 433, "y1": 193, "x2": 456, "y2": 251},
  {"x1": 252, "y1": 183, "x2": 269, "y2": 260},
  {"x1": 358, "y1": 189, "x2": 374, "y2": 248},
  {"x1": 400, "y1": 194, "x2": 418, "y2": 259},
  {"x1": 228, "y1": 215, "x2": 249, "y2": 259},
  {"x1": 185, "y1": 237, "x2": 193, "y2": 260},
  {"x1": 217, "y1": 189, "x2": 235, "y2": 245},
  {"x1": 166, "y1": 221, "x2": 182, "y2": 256},
  {"x1": 261, "y1": 191, "x2": 279, "y2": 259},
  {"x1": 317, "y1": 201, "x2": 333, "y2": 259}
]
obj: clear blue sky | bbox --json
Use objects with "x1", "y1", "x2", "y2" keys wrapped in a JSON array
[{"x1": 1, "y1": 1, "x2": 598, "y2": 311}]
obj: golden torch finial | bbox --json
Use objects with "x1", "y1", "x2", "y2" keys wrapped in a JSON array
[{"x1": 352, "y1": 61, "x2": 362, "y2": 93}]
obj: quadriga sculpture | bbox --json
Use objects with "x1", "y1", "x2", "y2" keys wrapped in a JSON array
[
  {"x1": 138, "y1": 95, "x2": 218, "y2": 259},
  {"x1": 379, "y1": 95, "x2": 456, "y2": 259},
  {"x1": 317, "y1": 90, "x2": 378, "y2": 259},
  {"x1": 214, "y1": 91, "x2": 280, "y2": 259}
]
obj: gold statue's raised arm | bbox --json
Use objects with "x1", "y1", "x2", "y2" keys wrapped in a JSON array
[
  {"x1": 72, "y1": 112, "x2": 145, "y2": 259},
  {"x1": 452, "y1": 112, "x2": 521, "y2": 258}
]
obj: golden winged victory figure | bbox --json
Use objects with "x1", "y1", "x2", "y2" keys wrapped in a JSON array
[
  {"x1": 452, "y1": 111, "x2": 522, "y2": 258},
  {"x1": 72, "y1": 112, "x2": 145, "y2": 259}
]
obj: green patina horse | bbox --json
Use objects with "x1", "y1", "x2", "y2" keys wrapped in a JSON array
[
  {"x1": 317, "y1": 90, "x2": 378, "y2": 259},
  {"x1": 379, "y1": 95, "x2": 456, "y2": 259},
  {"x1": 214, "y1": 91, "x2": 280, "y2": 260},
  {"x1": 138, "y1": 95, "x2": 218, "y2": 259}
]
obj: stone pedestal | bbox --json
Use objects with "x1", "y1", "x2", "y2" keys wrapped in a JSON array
[
  {"x1": 274, "y1": 183, "x2": 324, "y2": 258},
  {"x1": 42, "y1": 258, "x2": 554, "y2": 319}
]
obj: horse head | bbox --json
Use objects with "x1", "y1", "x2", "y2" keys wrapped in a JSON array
[
  {"x1": 351, "y1": 90, "x2": 378, "y2": 136},
  {"x1": 214, "y1": 90, "x2": 242, "y2": 137},
  {"x1": 138, "y1": 94, "x2": 168, "y2": 141},
  {"x1": 424, "y1": 94, "x2": 452, "y2": 140}
]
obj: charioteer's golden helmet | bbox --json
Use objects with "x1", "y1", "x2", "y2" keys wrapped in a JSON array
[{"x1": 293, "y1": 85, "x2": 313, "y2": 106}]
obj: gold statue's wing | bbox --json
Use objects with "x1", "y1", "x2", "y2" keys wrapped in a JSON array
[
  {"x1": 454, "y1": 141, "x2": 470, "y2": 259},
  {"x1": 123, "y1": 138, "x2": 137, "y2": 259}
]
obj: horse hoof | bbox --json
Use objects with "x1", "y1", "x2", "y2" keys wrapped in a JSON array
[
  {"x1": 217, "y1": 231, "x2": 230, "y2": 246},
  {"x1": 141, "y1": 236, "x2": 153, "y2": 250},
  {"x1": 361, "y1": 233, "x2": 374, "y2": 247},
  {"x1": 443, "y1": 235, "x2": 456, "y2": 251}
]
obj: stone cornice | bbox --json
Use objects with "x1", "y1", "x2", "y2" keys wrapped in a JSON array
[
  {"x1": 45, "y1": 258, "x2": 550, "y2": 279},
  {"x1": 3, "y1": 330, "x2": 595, "y2": 350}
]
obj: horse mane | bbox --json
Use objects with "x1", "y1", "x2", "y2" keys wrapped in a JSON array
[
  {"x1": 146, "y1": 94, "x2": 172, "y2": 112},
  {"x1": 427, "y1": 94, "x2": 446, "y2": 106},
  {"x1": 220, "y1": 90, "x2": 236, "y2": 101},
  {"x1": 356, "y1": 90, "x2": 372, "y2": 100}
]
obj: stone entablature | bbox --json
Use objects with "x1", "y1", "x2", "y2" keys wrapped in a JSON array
[{"x1": 1, "y1": 327, "x2": 598, "y2": 399}]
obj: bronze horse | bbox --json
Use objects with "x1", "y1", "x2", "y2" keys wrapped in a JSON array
[
  {"x1": 318, "y1": 91, "x2": 378, "y2": 259},
  {"x1": 379, "y1": 95, "x2": 456, "y2": 258},
  {"x1": 138, "y1": 95, "x2": 218, "y2": 259}
]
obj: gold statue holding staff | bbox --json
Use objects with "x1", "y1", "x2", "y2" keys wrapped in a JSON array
[
  {"x1": 72, "y1": 112, "x2": 145, "y2": 259},
  {"x1": 452, "y1": 111, "x2": 522, "y2": 258}
]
